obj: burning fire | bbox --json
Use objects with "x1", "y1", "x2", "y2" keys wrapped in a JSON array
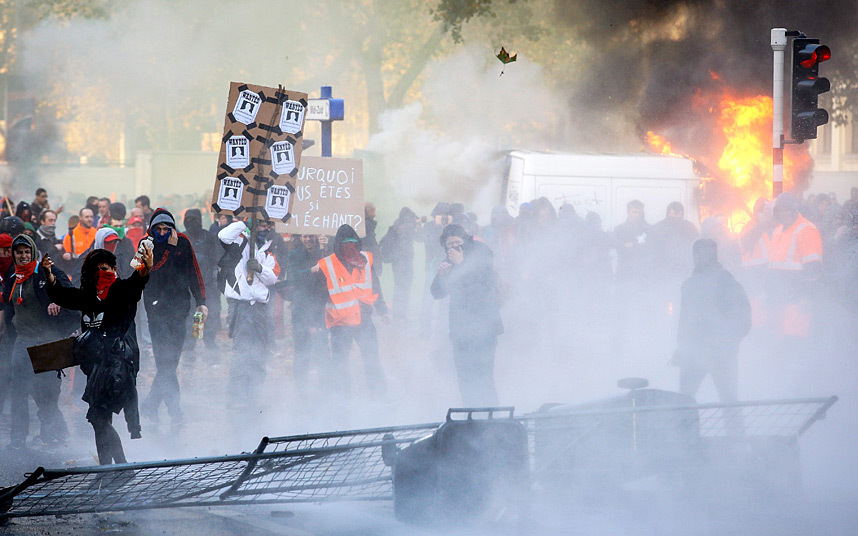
[
  {"x1": 645, "y1": 92, "x2": 812, "y2": 232},
  {"x1": 644, "y1": 131, "x2": 678, "y2": 156}
]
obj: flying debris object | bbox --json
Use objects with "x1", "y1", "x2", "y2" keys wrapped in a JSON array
[{"x1": 496, "y1": 47, "x2": 517, "y2": 76}]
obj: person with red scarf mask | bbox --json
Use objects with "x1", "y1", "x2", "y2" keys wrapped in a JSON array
[
  {"x1": 1, "y1": 234, "x2": 76, "y2": 449},
  {"x1": 0, "y1": 233, "x2": 14, "y2": 415},
  {"x1": 44, "y1": 246, "x2": 153, "y2": 464},
  {"x1": 312, "y1": 224, "x2": 389, "y2": 410}
]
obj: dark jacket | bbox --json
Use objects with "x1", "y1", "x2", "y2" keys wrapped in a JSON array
[
  {"x1": 380, "y1": 207, "x2": 418, "y2": 265},
  {"x1": 144, "y1": 208, "x2": 206, "y2": 317},
  {"x1": 431, "y1": 239, "x2": 503, "y2": 341},
  {"x1": 676, "y1": 263, "x2": 751, "y2": 363},
  {"x1": 183, "y1": 209, "x2": 222, "y2": 287},
  {"x1": 649, "y1": 217, "x2": 698, "y2": 281},
  {"x1": 285, "y1": 242, "x2": 328, "y2": 328},
  {"x1": 2, "y1": 263, "x2": 77, "y2": 342},
  {"x1": 47, "y1": 271, "x2": 149, "y2": 375},
  {"x1": 613, "y1": 220, "x2": 652, "y2": 282},
  {"x1": 35, "y1": 228, "x2": 63, "y2": 260}
]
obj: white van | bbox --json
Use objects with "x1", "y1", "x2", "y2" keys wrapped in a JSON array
[{"x1": 502, "y1": 151, "x2": 702, "y2": 229}]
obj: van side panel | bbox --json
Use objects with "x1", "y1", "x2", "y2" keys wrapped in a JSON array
[
  {"x1": 535, "y1": 179, "x2": 611, "y2": 226},
  {"x1": 505, "y1": 155, "x2": 525, "y2": 216}
]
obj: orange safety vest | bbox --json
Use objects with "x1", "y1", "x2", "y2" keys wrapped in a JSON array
[
  {"x1": 741, "y1": 232, "x2": 773, "y2": 268},
  {"x1": 318, "y1": 251, "x2": 377, "y2": 328},
  {"x1": 63, "y1": 224, "x2": 97, "y2": 256},
  {"x1": 769, "y1": 214, "x2": 823, "y2": 271}
]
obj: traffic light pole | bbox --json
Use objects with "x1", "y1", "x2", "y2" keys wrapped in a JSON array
[{"x1": 771, "y1": 28, "x2": 787, "y2": 199}]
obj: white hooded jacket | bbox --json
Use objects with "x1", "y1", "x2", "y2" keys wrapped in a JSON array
[{"x1": 218, "y1": 221, "x2": 278, "y2": 304}]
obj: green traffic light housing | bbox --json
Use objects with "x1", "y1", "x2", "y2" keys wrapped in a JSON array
[{"x1": 790, "y1": 38, "x2": 831, "y2": 142}]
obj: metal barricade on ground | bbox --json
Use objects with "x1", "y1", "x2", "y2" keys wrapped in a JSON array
[{"x1": 0, "y1": 396, "x2": 838, "y2": 523}]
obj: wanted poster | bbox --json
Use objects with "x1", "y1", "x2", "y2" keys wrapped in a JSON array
[
  {"x1": 211, "y1": 82, "x2": 308, "y2": 220},
  {"x1": 270, "y1": 141, "x2": 295, "y2": 175},
  {"x1": 226, "y1": 136, "x2": 250, "y2": 169},
  {"x1": 217, "y1": 177, "x2": 244, "y2": 212},
  {"x1": 265, "y1": 185, "x2": 291, "y2": 221},
  {"x1": 280, "y1": 100, "x2": 305, "y2": 134}
]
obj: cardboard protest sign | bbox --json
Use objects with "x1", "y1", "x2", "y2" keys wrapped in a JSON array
[
  {"x1": 27, "y1": 338, "x2": 75, "y2": 374},
  {"x1": 211, "y1": 82, "x2": 308, "y2": 222},
  {"x1": 276, "y1": 156, "x2": 365, "y2": 237}
]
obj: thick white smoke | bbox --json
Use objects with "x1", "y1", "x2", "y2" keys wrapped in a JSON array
[{"x1": 366, "y1": 47, "x2": 570, "y2": 217}]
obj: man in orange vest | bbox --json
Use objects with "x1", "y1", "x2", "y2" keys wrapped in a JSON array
[
  {"x1": 768, "y1": 192, "x2": 823, "y2": 338},
  {"x1": 62, "y1": 207, "x2": 97, "y2": 259},
  {"x1": 313, "y1": 224, "x2": 389, "y2": 404},
  {"x1": 739, "y1": 198, "x2": 775, "y2": 270}
]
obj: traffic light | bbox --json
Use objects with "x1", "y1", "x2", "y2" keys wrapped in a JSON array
[{"x1": 790, "y1": 37, "x2": 831, "y2": 142}]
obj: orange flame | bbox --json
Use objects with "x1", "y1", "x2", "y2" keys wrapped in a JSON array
[
  {"x1": 644, "y1": 131, "x2": 678, "y2": 156},
  {"x1": 645, "y1": 92, "x2": 813, "y2": 233}
]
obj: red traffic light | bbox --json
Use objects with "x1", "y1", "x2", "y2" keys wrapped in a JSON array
[{"x1": 797, "y1": 44, "x2": 831, "y2": 68}]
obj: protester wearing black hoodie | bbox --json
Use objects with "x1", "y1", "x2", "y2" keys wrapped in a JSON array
[
  {"x1": 673, "y1": 239, "x2": 751, "y2": 404},
  {"x1": 183, "y1": 209, "x2": 222, "y2": 349},
  {"x1": 2, "y1": 234, "x2": 74, "y2": 448},
  {"x1": 140, "y1": 208, "x2": 207, "y2": 427},
  {"x1": 431, "y1": 224, "x2": 503, "y2": 407},
  {"x1": 45, "y1": 247, "x2": 153, "y2": 464},
  {"x1": 314, "y1": 225, "x2": 389, "y2": 403}
]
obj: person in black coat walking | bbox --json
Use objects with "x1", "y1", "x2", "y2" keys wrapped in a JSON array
[
  {"x1": 140, "y1": 208, "x2": 207, "y2": 427},
  {"x1": 673, "y1": 239, "x2": 751, "y2": 403},
  {"x1": 45, "y1": 246, "x2": 153, "y2": 464},
  {"x1": 431, "y1": 224, "x2": 504, "y2": 406}
]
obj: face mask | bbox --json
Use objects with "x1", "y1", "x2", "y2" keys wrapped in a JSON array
[
  {"x1": 40, "y1": 225, "x2": 56, "y2": 237},
  {"x1": 153, "y1": 229, "x2": 171, "y2": 243},
  {"x1": 184, "y1": 219, "x2": 202, "y2": 234},
  {"x1": 255, "y1": 229, "x2": 270, "y2": 245},
  {"x1": 96, "y1": 270, "x2": 117, "y2": 300}
]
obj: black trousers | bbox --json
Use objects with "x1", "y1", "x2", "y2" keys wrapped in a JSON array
[
  {"x1": 145, "y1": 311, "x2": 188, "y2": 419},
  {"x1": 451, "y1": 336, "x2": 499, "y2": 407},
  {"x1": 10, "y1": 337, "x2": 69, "y2": 445},
  {"x1": 87, "y1": 405, "x2": 127, "y2": 465},
  {"x1": 329, "y1": 319, "x2": 386, "y2": 401}
]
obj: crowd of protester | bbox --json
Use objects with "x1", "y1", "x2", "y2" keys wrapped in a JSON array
[{"x1": 0, "y1": 185, "x2": 856, "y2": 462}]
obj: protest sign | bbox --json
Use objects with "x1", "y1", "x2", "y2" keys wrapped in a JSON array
[
  {"x1": 276, "y1": 156, "x2": 365, "y2": 236},
  {"x1": 211, "y1": 82, "x2": 308, "y2": 221}
]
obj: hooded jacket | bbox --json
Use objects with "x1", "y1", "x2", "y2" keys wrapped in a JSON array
[
  {"x1": 218, "y1": 220, "x2": 279, "y2": 304},
  {"x1": 183, "y1": 209, "x2": 222, "y2": 285},
  {"x1": 143, "y1": 208, "x2": 206, "y2": 316},
  {"x1": 380, "y1": 207, "x2": 418, "y2": 265},
  {"x1": 430, "y1": 226, "x2": 503, "y2": 341},
  {"x1": 2, "y1": 234, "x2": 76, "y2": 341}
]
